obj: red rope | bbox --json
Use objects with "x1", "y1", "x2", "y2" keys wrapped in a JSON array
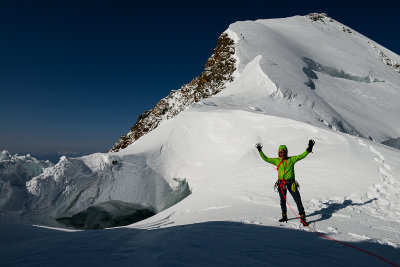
[{"x1": 275, "y1": 162, "x2": 398, "y2": 266}]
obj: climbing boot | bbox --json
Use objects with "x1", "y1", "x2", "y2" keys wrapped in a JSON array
[
  {"x1": 278, "y1": 213, "x2": 288, "y2": 223},
  {"x1": 300, "y1": 213, "x2": 307, "y2": 226}
]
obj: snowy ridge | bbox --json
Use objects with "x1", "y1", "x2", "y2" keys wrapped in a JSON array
[{"x1": 110, "y1": 32, "x2": 237, "y2": 152}]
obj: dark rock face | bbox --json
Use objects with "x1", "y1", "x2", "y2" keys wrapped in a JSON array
[
  {"x1": 306, "y1": 13, "x2": 333, "y2": 23},
  {"x1": 379, "y1": 51, "x2": 400, "y2": 73},
  {"x1": 110, "y1": 33, "x2": 236, "y2": 152}
]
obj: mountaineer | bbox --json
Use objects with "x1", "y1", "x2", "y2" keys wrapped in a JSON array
[{"x1": 256, "y1": 140, "x2": 315, "y2": 226}]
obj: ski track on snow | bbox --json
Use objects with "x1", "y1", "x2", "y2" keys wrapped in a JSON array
[
  {"x1": 292, "y1": 138, "x2": 400, "y2": 249},
  {"x1": 346, "y1": 138, "x2": 400, "y2": 247}
]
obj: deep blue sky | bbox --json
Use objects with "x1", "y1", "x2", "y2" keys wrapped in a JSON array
[{"x1": 1, "y1": 0, "x2": 399, "y2": 155}]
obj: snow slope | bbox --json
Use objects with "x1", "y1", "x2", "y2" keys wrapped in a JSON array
[
  {"x1": 2, "y1": 108, "x2": 400, "y2": 265},
  {"x1": 220, "y1": 14, "x2": 400, "y2": 144},
  {"x1": 109, "y1": 109, "x2": 400, "y2": 248},
  {"x1": 1, "y1": 14, "x2": 400, "y2": 265}
]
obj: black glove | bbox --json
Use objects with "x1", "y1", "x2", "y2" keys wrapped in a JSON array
[
  {"x1": 255, "y1": 143, "x2": 263, "y2": 152},
  {"x1": 306, "y1": 139, "x2": 315, "y2": 153}
]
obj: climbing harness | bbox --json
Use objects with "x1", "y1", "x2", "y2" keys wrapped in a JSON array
[{"x1": 274, "y1": 180, "x2": 299, "y2": 192}]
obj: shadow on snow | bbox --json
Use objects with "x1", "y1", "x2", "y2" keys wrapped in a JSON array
[
  {"x1": 307, "y1": 198, "x2": 377, "y2": 225},
  {"x1": 0, "y1": 220, "x2": 398, "y2": 266}
]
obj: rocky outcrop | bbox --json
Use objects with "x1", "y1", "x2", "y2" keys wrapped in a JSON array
[
  {"x1": 306, "y1": 13, "x2": 333, "y2": 23},
  {"x1": 342, "y1": 27, "x2": 352, "y2": 33},
  {"x1": 110, "y1": 33, "x2": 236, "y2": 152},
  {"x1": 378, "y1": 50, "x2": 400, "y2": 73}
]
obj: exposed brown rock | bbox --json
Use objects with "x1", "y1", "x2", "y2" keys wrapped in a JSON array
[
  {"x1": 379, "y1": 51, "x2": 400, "y2": 73},
  {"x1": 342, "y1": 27, "x2": 352, "y2": 33},
  {"x1": 110, "y1": 33, "x2": 236, "y2": 152},
  {"x1": 306, "y1": 13, "x2": 332, "y2": 23}
]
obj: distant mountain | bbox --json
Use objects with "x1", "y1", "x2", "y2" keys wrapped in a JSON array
[{"x1": 31, "y1": 152, "x2": 86, "y2": 164}]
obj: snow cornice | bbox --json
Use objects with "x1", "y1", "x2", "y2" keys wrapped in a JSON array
[{"x1": 110, "y1": 33, "x2": 237, "y2": 152}]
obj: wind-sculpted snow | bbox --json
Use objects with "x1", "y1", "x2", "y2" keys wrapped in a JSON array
[
  {"x1": 0, "y1": 151, "x2": 190, "y2": 228},
  {"x1": 54, "y1": 178, "x2": 190, "y2": 230},
  {"x1": 0, "y1": 151, "x2": 53, "y2": 185},
  {"x1": 302, "y1": 57, "x2": 384, "y2": 90},
  {"x1": 0, "y1": 151, "x2": 53, "y2": 210},
  {"x1": 110, "y1": 32, "x2": 237, "y2": 152}
]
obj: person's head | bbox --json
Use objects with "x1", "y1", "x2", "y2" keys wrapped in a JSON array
[{"x1": 278, "y1": 145, "x2": 288, "y2": 159}]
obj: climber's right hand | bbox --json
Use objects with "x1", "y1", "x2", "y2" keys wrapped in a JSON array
[{"x1": 255, "y1": 143, "x2": 263, "y2": 152}]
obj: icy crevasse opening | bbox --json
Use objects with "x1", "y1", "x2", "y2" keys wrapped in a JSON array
[
  {"x1": 55, "y1": 178, "x2": 191, "y2": 230},
  {"x1": 55, "y1": 200, "x2": 156, "y2": 230},
  {"x1": 1, "y1": 152, "x2": 191, "y2": 230}
]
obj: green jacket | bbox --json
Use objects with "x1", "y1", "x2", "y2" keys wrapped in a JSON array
[{"x1": 259, "y1": 150, "x2": 309, "y2": 181}]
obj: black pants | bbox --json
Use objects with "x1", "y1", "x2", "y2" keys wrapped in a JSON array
[{"x1": 277, "y1": 182, "x2": 305, "y2": 215}]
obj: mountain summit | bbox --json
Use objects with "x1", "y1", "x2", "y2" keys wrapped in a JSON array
[{"x1": 111, "y1": 13, "x2": 400, "y2": 152}]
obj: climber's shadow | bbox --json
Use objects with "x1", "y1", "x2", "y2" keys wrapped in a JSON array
[{"x1": 307, "y1": 198, "x2": 377, "y2": 224}]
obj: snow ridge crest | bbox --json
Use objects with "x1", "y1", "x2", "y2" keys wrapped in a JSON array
[{"x1": 110, "y1": 33, "x2": 237, "y2": 152}]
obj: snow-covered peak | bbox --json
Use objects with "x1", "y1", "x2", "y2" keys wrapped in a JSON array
[
  {"x1": 111, "y1": 13, "x2": 400, "y2": 153},
  {"x1": 219, "y1": 13, "x2": 400, "y2": 145}
]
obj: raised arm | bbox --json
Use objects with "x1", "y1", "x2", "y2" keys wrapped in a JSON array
[
  {"x1": 291, "y1": 150, "x2": 309, "y2": 162},
  {"x1": 256, "y1": 143, "x2": 280, "y2": 165},
  {"x1": 291, "y1": 139, "x2": 315, "y2": 163}
]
